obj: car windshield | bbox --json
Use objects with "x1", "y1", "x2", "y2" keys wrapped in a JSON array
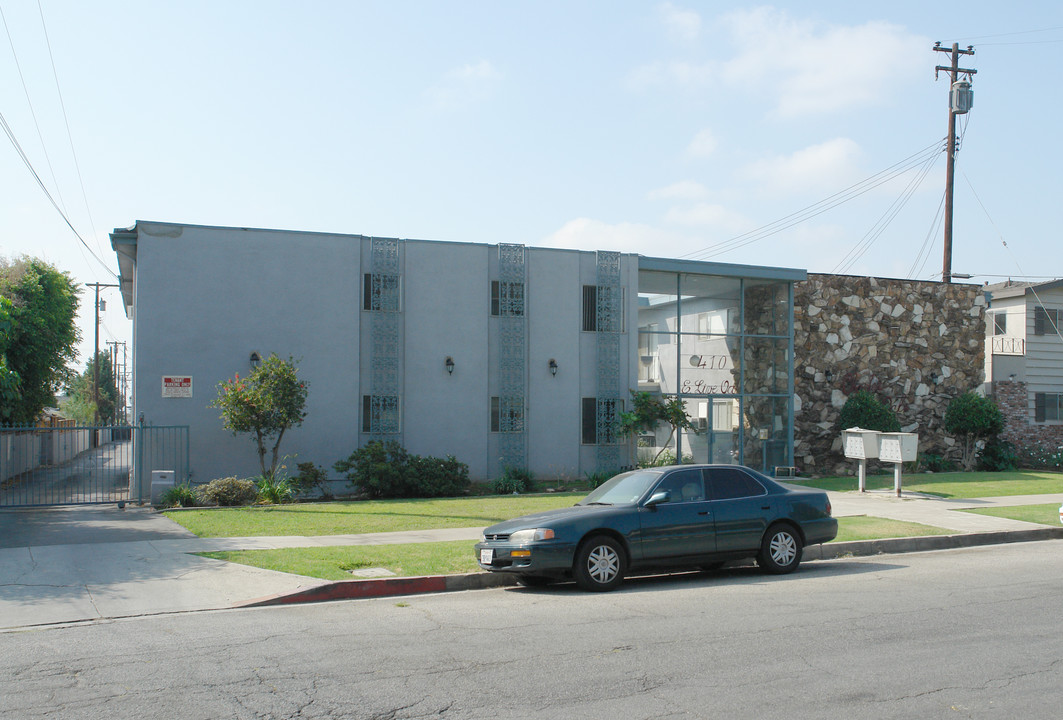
[{"x1": 577, "y1": 470, "x2": 663, "y2": 506}]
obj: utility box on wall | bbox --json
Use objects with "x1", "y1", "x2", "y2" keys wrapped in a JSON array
[{"x1": 150, "y1": 470, "x2": 175, "y2": 505}]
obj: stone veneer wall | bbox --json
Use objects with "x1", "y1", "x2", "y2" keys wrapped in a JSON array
[
  {"x1": 992, "y1": 380, "x2": 1063, "y2": 452},
  {"x1": 794, "y1": 274, "x2": 986, "y2": 475}
]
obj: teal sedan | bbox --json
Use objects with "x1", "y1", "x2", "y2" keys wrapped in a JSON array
[{"x1": 475, "y1": 465, "x2": 837, "y2": 592}]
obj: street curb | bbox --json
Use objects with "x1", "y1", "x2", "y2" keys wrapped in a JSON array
[
  {"x1": 235, "y1": 527, "x2": 1063, "y2": 608},
  {"x1": 804, "y1": 526, "x2": 1063, "y2": 561}
]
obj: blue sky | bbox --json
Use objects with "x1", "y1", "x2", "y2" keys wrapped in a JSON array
[{"x1": 2, "y1": 1, "x2": 1062, "y2": 366}]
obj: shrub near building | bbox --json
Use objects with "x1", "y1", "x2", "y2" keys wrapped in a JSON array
[{"x1": 333, "y1": 441, "x2": 470, "y2": 499}]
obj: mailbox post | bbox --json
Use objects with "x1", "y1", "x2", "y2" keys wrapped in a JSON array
[
  {"x1": 878, "y1": 432, "x2": 919, "y2": 497},
  {"x1": 842, "y1": 428, "x2": 881, "y2": 492}
]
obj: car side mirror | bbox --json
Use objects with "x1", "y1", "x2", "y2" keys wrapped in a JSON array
[{"x1": 645, "y1": 490, "x2": 671, "y2": 508}]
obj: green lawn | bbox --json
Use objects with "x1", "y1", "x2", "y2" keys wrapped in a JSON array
[
  {"x1": 200, "y1": 515, "x2": 954, "y2": 581},
  {"x1": 960, "y1": 503, "x2": 1062, "y2": 527},
  {"x1": 788, "y1": 471, "x2": 1063, "y2": 498},
  {"x1": 165, "y1": 493, "x2": 584, "y2": 538}
]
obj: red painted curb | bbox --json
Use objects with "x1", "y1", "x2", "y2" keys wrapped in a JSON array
[{"x1": 238, "y1": 575, "x2": 449, "y2": 607}]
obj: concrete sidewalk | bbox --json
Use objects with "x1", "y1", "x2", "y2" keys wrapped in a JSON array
[{"x1": 1, "y1": 491, "x2": 1061, "y2": 630}]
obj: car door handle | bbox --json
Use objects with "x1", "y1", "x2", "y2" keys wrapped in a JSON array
[
  {"x1": 698, "y1": 511, "x2": 711, "y2": 516},
  {"x1": 761, "y1": 506, "x2": 771, "y2": 510}
]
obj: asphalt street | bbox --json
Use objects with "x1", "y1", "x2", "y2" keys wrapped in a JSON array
[{"x1": 1, "y1": 540, "x2": 1060, "y2": 719}]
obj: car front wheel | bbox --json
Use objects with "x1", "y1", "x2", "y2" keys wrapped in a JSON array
[
  {"x1": 757, "y1": 524, "x2": 803, "y2": 574},
  {"x1": 573, "y1": 535, "x2": 626, "y2": 592}
]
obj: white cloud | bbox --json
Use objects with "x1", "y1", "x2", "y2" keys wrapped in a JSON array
[
  {"x1": 719, "y1": 9, "x2": 926, "y2": 117},
  {"x1": 740, "y1": 138, "x2": 863, "y2": 193},
  {"x1": 629, "y1": 8, "x2": 926, "y2": 116},
  {"x1": 539, "y1": 218, "x2": 686, "y2": 255},
  {"x1": 663, "y1": 202, "x2": 749, "y2": 232},
  {"x1": 424, "y1": 60, "x2": 502, "y2": 111},
  {"x1": 626, "y1": 59, "x2": 716, "y2": 91},
  {"x1": 647, "y1": 180, "x2": 710, "y2": 201},
  {"x1": 659, "y1": 2, "x2": 702, "y2": 43},
  {"x1": 686, "y1": 128, "x2": 717, "y2": 158}
]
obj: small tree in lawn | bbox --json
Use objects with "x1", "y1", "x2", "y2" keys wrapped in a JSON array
[
  {"x1": 618, "y1": 390, "x2": 698, "y2": 465},
  {"x1": 944, "y1": 391, "x2": 1004, "y2": 471},
  {"x1": 210, "y1": 354, "x2": 309, "y2": 480}
]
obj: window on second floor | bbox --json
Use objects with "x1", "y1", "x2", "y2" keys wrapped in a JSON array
[
  {"x1": 992, "y1": 312, "x2": 1007, "y2": 336},
  {"x1": 582, "y1": 285, "x2": 624, "y2": 332},
  {"x1": 1033, "y1": 307, "x2": 1061, "y2": 336},
  {"x1": 491, "y1": 280, "x2": 525, "y2": 317},
  {"x1": 363, "y1": 273, "x2": 401, "y2": 312}
]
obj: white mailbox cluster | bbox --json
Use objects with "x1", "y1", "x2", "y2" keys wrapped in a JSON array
[{"x1": 842, "y1": 428, "x2": 919, "y2": 495}]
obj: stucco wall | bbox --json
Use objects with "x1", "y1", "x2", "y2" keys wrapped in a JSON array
[
  {"x1": 129, "y1": 223, "x2": 640, "y2": 484},
  {"x1": 793, "y1": 274, "x2": 986, "y2": 474}
]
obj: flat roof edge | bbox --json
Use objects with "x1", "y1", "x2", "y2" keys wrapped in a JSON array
[{"x1": 639, "y1": 255, "x2": 807, "y2": 282}]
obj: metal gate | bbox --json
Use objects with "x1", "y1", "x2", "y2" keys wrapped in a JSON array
[{"x1": 0, "y1": 425, "x2": 189, "y2": 507}]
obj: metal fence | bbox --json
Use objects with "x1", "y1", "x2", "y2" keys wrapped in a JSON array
[{"x1": 0, "y1": 425, "x2": 189, "y2": 507}]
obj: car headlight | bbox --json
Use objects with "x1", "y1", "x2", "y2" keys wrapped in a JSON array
[{"x1": 509, "y1": 528, "x2": 556, "y2": 544}]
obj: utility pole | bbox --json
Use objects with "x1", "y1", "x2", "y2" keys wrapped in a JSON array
[
  {"x1": 934, "y1": 41, "x2": 976, "y2": 283},
  {"x1": 85, "y1": 282, "x2": 119, "y2": 428}
]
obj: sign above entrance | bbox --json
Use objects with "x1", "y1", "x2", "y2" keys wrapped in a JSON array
[{"x1": 162, "y1": 376, "x2": 193, "y2": 398}]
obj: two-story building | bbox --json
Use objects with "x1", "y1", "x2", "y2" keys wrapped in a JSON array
[
  {"x1": 110, "y1": 221, "x2": 804, "y2": 496},
  {"x1": 984, "y1": 279, "x2": 1063, "y2": 453}
]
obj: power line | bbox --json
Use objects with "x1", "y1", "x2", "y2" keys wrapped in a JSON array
[
  {"x1": 0, "y1": 109, "x2": 118, "y2": 279},
  {"x1": 36, "y1": 0, "x2": 103, "y2": 257},
  {"x1": 679, "y1": 139, "x2": 946, "y2": 262},
  {"x1": 0, "y1": 2, "x2": 68, "y2": 215}
]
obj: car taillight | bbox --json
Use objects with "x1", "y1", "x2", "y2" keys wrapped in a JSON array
[{"x1": 826, "y1": 500, "x2": 832, "y2": 516}]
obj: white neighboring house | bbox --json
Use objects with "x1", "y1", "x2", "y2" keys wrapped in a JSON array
[{"x1": 984, "y1": 279, "x2": 1063, "y2": 450}]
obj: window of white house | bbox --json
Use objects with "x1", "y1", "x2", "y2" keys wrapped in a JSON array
[
  {"x1": 363, "y1": 273, "x2": 401, "y2": 312},
  {"x1": 490, "y1": 280, "x2": 525, "y2": 317},
  {"x1": 490, "y1": 396, "x2": 525, "y2": 432},
  {"x1": 696, "y1": 311, "x2": 727, "y2": 339},
  {"x1": 993, "y1": 312, "x2": 1007, "y2": 336},
  {"x1": 362, "y1": 395, "x2": 401, "y2": 433},
  {"x1": 581, "y1": 397, "x2": 623, "y2": 444},
  {"x1": 1033, "y1": 307, "x2": 1061, "y2": 336},
  {"x1": 1035, "y1": 392, "x2": 1062, "y2": 422}
]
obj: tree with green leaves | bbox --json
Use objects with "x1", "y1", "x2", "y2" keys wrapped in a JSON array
[
  {"x1": 617, "y1": 390, "x2": 698, "y2": 465},
  {"x1": 209, "y1": 354, "x2": 309, "y2": 479},
  {"x1": 945, "y1": 391, "x2": 1005, "y2": 471},
  {"x1": 837, "y1": 389, "x2": 901, "y2": 433},
  {"x1": 0, "y1": 257, "x2": 81, "y2": 425},
  {"x1": 65, "y1": 349, "x2": 119, "y2": 424}
]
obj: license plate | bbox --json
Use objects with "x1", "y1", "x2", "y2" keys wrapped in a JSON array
[{"x1": 480, "y1": 548, "x2": 494, "y2": 565}]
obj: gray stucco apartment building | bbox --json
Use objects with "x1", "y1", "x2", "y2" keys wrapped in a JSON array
[{"x1": 110, "y1": 221, "x2": 804, "y2": 494}]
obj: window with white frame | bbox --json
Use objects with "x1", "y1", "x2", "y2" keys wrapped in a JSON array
[
  {"x1": 1034, "y1": 307, "x2": 1061, "y2": 336},
  {"x1": 992, "y1": 311, "x2": 1007, "y2": 336}
]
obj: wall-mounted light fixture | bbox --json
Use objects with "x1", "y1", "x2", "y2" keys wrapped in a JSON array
[
  {"x1": 548, "y1": 358, "x2": 558, "y2": 376},
  {"x1": 249, "y1": 351, "x2": 262, "y2": 370},
  {"x1": 824, "y1": 369, "x2": 833, "y2": 383},
  {"x1": 445, "y1": 356, "x2": 455, "y2": 375}
]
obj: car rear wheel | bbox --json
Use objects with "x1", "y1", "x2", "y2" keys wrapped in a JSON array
[
  {"x1": 757, "y1": 524, "x2": 803, "y2": 574},
  {"x1": 574, "y1": 535, "x2": 626, "y2": 592}
]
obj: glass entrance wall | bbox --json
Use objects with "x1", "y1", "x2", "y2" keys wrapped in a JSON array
[{"x1": 636, "y1": 258, "x2": 803, "y2": 474}]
